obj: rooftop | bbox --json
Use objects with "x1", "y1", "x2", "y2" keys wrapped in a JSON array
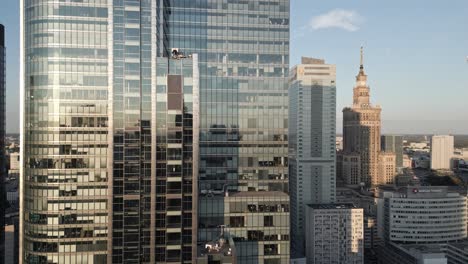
[
  {"x1": 380, "y1": 185, "x2": 468, "y2": 200},
  {"x1": 301, "y1": 57, "x2": 325, "y2": 65},
  {"x1": 448, "y1": 240, "x2": 468, "y2": 252},
  {"x1": 229, "y1": 191, "x2": 288, "y2": 198},
  {"x1": 307, "y1": 203, "x2": 358, "y2": 210},
  {"x1": 398, "y1": 243, "x2": 445, "y2": 256}
]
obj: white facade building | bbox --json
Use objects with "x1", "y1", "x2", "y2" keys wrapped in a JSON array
[
  {"x1": 9, "y1": 152, "x2": 19, "y2": 170},
  {"x1": 430, "y1": 135, "x2": 454, "y2": 170},
  {"x1": 305, "y1": 204, "x2": 364, "y2": 264},
  {"x1": 378, "y1": 186, "x2": 467, "y2": 244},
  {"x1": 289, "y1": 57, "x2": 337, "y2": 258}
]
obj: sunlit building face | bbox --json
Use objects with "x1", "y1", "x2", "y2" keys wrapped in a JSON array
[{"x1": 21, "y1": 1, "x2": 290, "y2": 263}]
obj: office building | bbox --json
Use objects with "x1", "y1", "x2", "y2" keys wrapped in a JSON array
[
  {"x1": 431, "y1": 135, "x2": 454, "y2": 170},
  {"x1": 342, "y1": 47, "x2": 394, "y2": 186},
  {"x1": 378, "y1": 152, "x2": 396, "y2": 184},
  {"x1": 0, "y1": 23, "x2": 6, "y2": 262},
  {"x1": 377, "y1": 186, "x2": 467, "y2": 244},
  {"x1": 9, "y1": 152, "x2": 20, "y2": 171},
  {"x1": 381, "y1": 135, "x2": 403, "y2": 168},
  {"x1": 21, "y1": 1, "x2": 290, "y2": 263},
  {"x1": 21, "y1": 1, "x2": 199, "y2": 261},
  {"x1": 4, "y1": 224, "x2": 19, "y2": 264},
  {"x1": 364, "y1": 216, "x2": 379, "y2": 264},
  {"x1": 289, "y1": 57, "x2": 336, "y2": 258},
  {"x1": 164, "y1": 2, "x2": 291, "y2": 263},
  {"x1": 342, "y1": 154, "x2": 361, "y2": 185},
  {"x1": 305, "y1": 204, "x2": 364, "y2": 264},
  {"x1": 152, "y1": 56, "x2": 200, "y2": 262},
  {"x1": 364, "y1": 216, "x2": 379, "y2": 250},
  {"x1": 376, "y1": 186, "x2": 467, "y2": 263}
]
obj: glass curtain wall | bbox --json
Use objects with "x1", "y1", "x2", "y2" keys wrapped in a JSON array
[
  {"x1": 110, "y1": 0, "x2": 154, "y2": 262},
  {"x1": 159, "y1": 1, "x2": 290, "y2": 262},
  {"x1": 22, "y1": 0, "x2": 110, "y2": 263},
  {"x1": 0, "y1": 23, "x2": 6, "y2": 263}
]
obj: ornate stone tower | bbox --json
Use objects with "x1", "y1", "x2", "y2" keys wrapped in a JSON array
[{"x1": 342, "y1": 47, "x2": 384, "y2": 186}]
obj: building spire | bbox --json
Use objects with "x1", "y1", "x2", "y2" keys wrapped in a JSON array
[{"x1": 360, "y1": 46, "x2": 364, "y2": 71}]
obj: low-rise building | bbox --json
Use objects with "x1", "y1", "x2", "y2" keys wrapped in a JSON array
[
  {"x1": 412, "y1": 155, "x2": 431, "y2": 169},
  {"x1": 290, "y1": 258, "x2": 307, "y2": 264},
  {"x1": 446, "y1": 241, "x2": 468, "y2": 264},
  {"x1": 457, "y1": 159, "x2": 468, "y2": 172},
  {"x1": 377, "y1": 243, "x2": 447, "y2": 264},
  {"x1": 408, "y1": 142, "x2": 429, "y2": 151},
  {"x1": 403, "y1": 154, "x2": 412, "y2": 168},
  {"x1": 395, "y1": 174, "x2": 420, "y2": 187}
]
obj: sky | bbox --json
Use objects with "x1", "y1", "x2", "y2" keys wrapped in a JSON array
[
  {"x1": 291, "y1": 0, "x2": 468, "y2": 134},
  {"x1": 1, "y1": 1, "x2": 468, "y2": 134}
]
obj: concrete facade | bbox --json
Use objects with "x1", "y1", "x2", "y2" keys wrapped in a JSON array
[
  {"x1": 431, "y1": 135, "x2": 454, "y2": 170},
  {"x1": 289, "y1": 58, "x2": 337, "y2": 258},
  {"x1": 342, "y1": 47, "x2": 392, "y2": 187},
  {"x1": 378, "y1": 187, "x2": 467, "y2": 244},
  {"x1": 378, "y1": 152, "x2": 397, "y2": 184},
  {"x1": 305, "y1": 204, "x2": 364, "y2": 264},
  {"x1": 381, "y1": 135, "x2": 403, "y2": 168}
]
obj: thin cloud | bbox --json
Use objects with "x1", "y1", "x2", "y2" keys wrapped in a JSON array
[{"x1": 309, "y1": 9, "x2": 363, "y2": 32}]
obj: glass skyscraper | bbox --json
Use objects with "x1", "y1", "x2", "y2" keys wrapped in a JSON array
[
  {"x1": 21, "y1": 1, "x2": 290, "y2": 263},
  {"x1": 160, "y1": 2, "x2": 291, "y2": 263},
  {"x1": 21, "y1": 1, "x2": 111, "y2": 263},
  {"x1": 0, "y1": 23, "x2": 6, "y2": 263}
]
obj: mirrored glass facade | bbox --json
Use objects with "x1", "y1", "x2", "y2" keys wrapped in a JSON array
[
  {"x1": 0, "y1": 23, "x2": 6, "y2": 261},
  {"x1": 159, "y1": 1, "x2": 290, "y2": 262},
  {"x1": 110, "y1": 1, "x2": 154, "y2": 262},
  {"x1": 22, "y1": 1, "x2": 290, "y2": 263},
  {"x1": 153, "y1": 56, "x2": 199, "y2": 263},
  {"x1": 22, "y1": 0, "x2": 110, "y2": 263}
]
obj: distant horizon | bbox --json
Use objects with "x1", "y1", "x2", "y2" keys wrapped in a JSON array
[
  {"x1": 3, "y1": 119, "x2": 468, "y2": 135},
  {"x1": 6, "y1": 131, "x2": 468, "y2": 136}
]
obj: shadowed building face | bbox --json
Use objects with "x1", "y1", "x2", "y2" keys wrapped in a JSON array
[{"x1": 0, "y1": 23, "x2": 6, "y2": 263}]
